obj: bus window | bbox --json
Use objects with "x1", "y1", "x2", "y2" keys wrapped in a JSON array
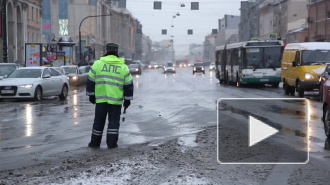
[{"x1": 231, "y1": 48, "x2": 239, "y2": 65}]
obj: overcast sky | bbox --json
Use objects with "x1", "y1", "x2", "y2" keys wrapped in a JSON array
[{"x1": 126, "y1": 0, "x2": 241, "y2": 57}]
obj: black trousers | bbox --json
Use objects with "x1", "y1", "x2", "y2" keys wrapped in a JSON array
[{"x1": 90, "y1": 103, "x2": 122, "y2": 147}]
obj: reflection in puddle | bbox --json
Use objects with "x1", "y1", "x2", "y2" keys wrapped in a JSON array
[
  {"x1": 73, "y1": 94, "x2": 78, "y2": 106},
  {"x1": 25, "y1": 104, "x2": 33, "y2": 137}
]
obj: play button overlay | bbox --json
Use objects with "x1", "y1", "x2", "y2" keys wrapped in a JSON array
[
  {"x1": 217, "y1": 98, "x2": 309, "y2": 164},
  {"x1": 249, "y1": 116, "x2": 279, "y2": 147}
]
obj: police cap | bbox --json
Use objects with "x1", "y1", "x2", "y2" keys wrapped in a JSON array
[{"x1": 106, "y1": 43, "x2": 119, "y2": 52}]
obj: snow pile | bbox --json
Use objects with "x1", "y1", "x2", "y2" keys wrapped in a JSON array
[{"x1": 53, "y1": 156, "x2": 159, "y2": 185}]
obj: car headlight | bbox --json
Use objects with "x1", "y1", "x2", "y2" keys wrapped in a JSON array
[
  {"x1": 20, "y1": 84, "x2": 33, "y2": 88},
  {"x1": 194, "y1": 67, "x2": 196, "y2": 71},
  {"x1": 135, "y1": 69, "x2": 139, "y2": 71},
  {"x1": 305, "y1": 73, "x2": 314, "y2": 79},
  {"x1": 202, "y1": 67, "x2": 205, "y2": 70},
  {"x1": 72, "y1": 76, "x2": 78, "y2": 80},
  {"x1": 149, "y1": 66, "x2": 151, "y2": 68}
]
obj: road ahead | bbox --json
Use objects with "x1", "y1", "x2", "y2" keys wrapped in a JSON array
[{"x1": 1, "y1": 68, "x2": 330, "y2": 184}]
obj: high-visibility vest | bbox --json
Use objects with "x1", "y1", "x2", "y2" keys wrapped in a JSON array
[{"x1": 88, "y1": 55, "x2": 133, "y2": 104}]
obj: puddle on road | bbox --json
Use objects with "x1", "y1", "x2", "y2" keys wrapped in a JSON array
[
  {"x1": 1, "y1": 144, "x2": 42, "y2": 151},
  {"x1": 177, "y1": 134, "x2": 198, "y2": 147}
]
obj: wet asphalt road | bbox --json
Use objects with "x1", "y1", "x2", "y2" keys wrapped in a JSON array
[{"x1": 1, "y1": 67, "x2": 330, "y2": 180}]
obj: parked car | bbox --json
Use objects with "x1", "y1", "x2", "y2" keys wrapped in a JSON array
[
  {"x1": 60, "y1": 65, "x2": 90, "y2": 86},
  {"x1": 129, "y1": 64, "x2": 142, "y2": 75},
  {"x1": 163, "y1": 63, "x2": 176, "y2": 74},
  {"x1": 0, "y1": 63, "x2": 21, "y2": 80},
  {"x1": 0, "y1": 67, "x2": 69, "y2": 101},
  {"x1": 193, "y1": 62, "x2": 205, "y2": 74}
]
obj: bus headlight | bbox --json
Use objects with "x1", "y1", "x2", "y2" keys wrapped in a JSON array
[{"x1": 305, "y1": 73, "x2": 314, "y2": 80}]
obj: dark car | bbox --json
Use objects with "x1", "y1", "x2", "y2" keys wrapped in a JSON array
[
  {"x1": 320, "y1": 64, "x2": 330, "y2": 101},
  {"x1": 193, "y1": 62, "x2": 205, "y2": 74},
  {"x1": 129, "y1": 64, "x2": 142, "y2": 75},
  {"x1": 0, "y1": 63, "x2": 21, "y2": 80},
  {"x1": 322, "y1": 75, "x2": 330, "y2": 138}
]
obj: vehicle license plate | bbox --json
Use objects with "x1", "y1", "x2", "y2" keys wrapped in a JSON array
[{"x1": 1, "y1": 90, "x2": 14, "y2": 94}]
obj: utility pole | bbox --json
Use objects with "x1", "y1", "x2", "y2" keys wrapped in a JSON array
[{"x1": 2, "y1": 0, "x2": 7, "y2": 63}]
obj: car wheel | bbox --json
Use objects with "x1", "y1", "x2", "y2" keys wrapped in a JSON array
[
  {"x1": 34, "y1": 86, "x2": 42, "y2": 101},
  {"x1": 324, "y1": 106, "x2": 330, "y2": 138},
  {"x1": 289, "y1": 86, "x2": 295, "y2": 96},
  {"x1": 283, "y1": 81, "x2": 290, "y2": 95},
  {"x1": 59, "y1": 84, "x2": 68, "y2": 100},
  {"x1": 297, "y1": 81, "x2": 304, "y2": 97}
]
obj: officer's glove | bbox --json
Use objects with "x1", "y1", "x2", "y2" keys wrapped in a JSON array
[
  {"x1": 123, "y1": 100, "x2": 131, "y2": 110},
  {"x1": 89, "y1": 96, "x2": 96, "y2": 104}
]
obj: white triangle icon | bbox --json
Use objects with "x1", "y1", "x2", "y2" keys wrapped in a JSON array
[{"x1": 249, "y1": 116, "x2": 279, "y2": 147}]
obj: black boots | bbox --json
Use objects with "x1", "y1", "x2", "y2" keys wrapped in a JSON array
[{"x1": 88, "y1": 134, "x2": 102, "y2": 148}]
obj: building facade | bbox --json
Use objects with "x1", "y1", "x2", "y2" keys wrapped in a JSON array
[
  {"x1": 1, "y1": 0, "x2": 42, "y2": 64},
  {"x1": 239, "y1": 0, "x2": 265, "y2": 41},
  {"x1": 203, "y1": 34, "x2": 217, "y2": 63},
  {"x1": 308, "y1": 0, "x2": 330, "y2": 41},
  {"x1": 216, "y1": 14, "x2": 240, "y2": 46}
]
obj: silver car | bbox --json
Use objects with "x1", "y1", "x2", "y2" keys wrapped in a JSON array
[{"x1": 61, "y1": 65, "x2": 90, "y2": 86}]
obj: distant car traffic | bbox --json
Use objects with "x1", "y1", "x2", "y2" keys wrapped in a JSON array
[
  {"x1": 163, "y1": 63, "x2": 176, "y2": 74},
  {"x1": 0, "y1": 63, "x2": 21, "y2": 80},
  {"x1": 61, "y1": 65, "x2": 90, "y2": 86},
  {"x1": 129, "y1": 64, "x2": 142, "y2": 75},
  {"x1": 0, "y1": 67, "x2": 69, "y2": 101},
  {"x1": 209, "y1": 63, "x2": 216, "y2": 71},
  {"x1": 193, "y1": 62, "x2": 205, "y2": 74}
]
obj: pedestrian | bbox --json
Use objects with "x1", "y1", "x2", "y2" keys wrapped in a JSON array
[{"x1": 86, "y1": 42, "x2": 134, "y2": 148}]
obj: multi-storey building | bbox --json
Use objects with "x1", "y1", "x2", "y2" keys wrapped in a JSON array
[
  {"x1": 308, "y1": 0, "x2": 330, "y2": 41},
  {"x1": 1, "y1": 0, "x2": 42, "y2": 64}
]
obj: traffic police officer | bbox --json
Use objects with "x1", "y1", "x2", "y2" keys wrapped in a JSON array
[{"x1": 86, "y1": 43, "x2": 133, "y2": 148}]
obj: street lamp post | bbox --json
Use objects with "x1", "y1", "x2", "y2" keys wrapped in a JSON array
[{"x1": 79, "y1": 14, "x2": 111, "y2": 65}]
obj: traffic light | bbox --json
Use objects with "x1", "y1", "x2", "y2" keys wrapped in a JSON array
[
  {"x1": 197, "y1": 57, "x2": 200, "y2": 61},
  {"x1": 185, "y1": 57, "x2": 188, "y2": 60}
]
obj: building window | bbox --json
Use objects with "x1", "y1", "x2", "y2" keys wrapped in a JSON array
[
  {"x1": 36, "y1": 9, "x2": 39, "y2": 23},
  {"x1": 27, "y1": 7, "x2": 30, "y2": 20},
  {"x1": 32, "y1": 33, "x2": 34, "y2": 42},
  {"x1": 36, "y1": 33, "x2": 39, "y2": 42},
  {"x1": 32, "y1": 7, "x2": 34, "y2": 21},
  {"x1": 27, "y1": 31, "x2": 30, "y2": 42}
]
